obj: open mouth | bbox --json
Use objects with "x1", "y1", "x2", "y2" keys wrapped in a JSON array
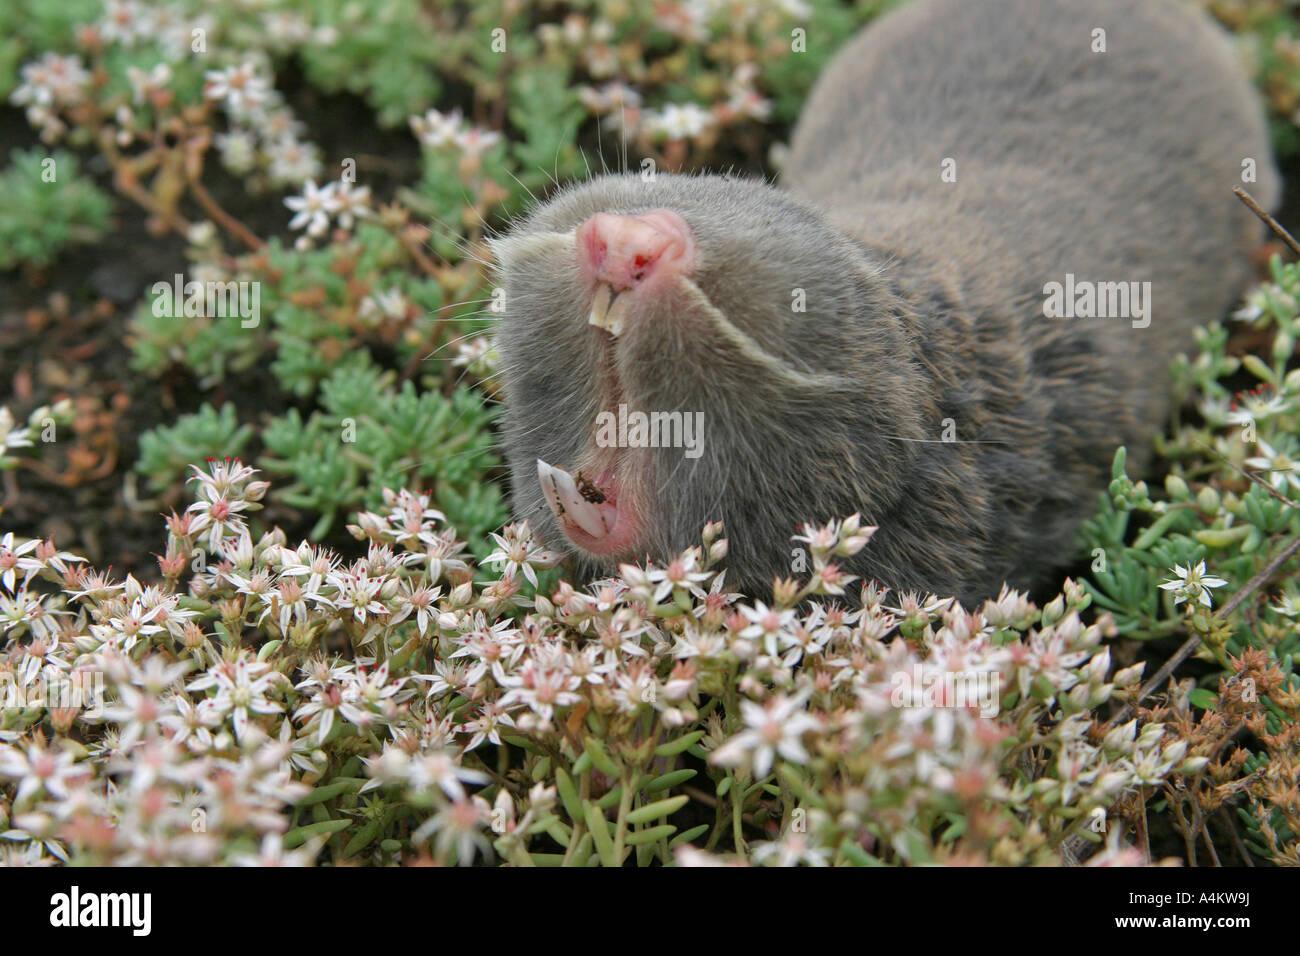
[
  {"x1": 535, "y1": 207, "x2": 698, "y2": 558},
  {"x1": 534, "y1": 278, "x2": 643, "y2": 559},
  {"x1": 536, "y1": 459, "x2": 639, "y2": 556}
]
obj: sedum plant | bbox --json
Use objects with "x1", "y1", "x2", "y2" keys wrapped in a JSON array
[
  {"x1": 0, "y1": 0, "x2": 98, "y2": 100},
  {"x1": 0, "y1": 149, "x2": 110, "y2": 272},
  {"x1": 257, "y1": 359, "x2": 506, "y2": 541},
  {"x1": 134, "y1": 361, "x2": 506, "y2": 543},
  {"x1": 1, "y1": 461, "x2": 1200, "y2": 866},
  {"x1": 128, "y1": 221, "x2": 473, "y2": 399},
  {"x1": 1078, "y1": 253, "x2": 1300, "y2": 864},
  {"x1": 134, "y1": 402, "x2": 253, "y2": 494}
]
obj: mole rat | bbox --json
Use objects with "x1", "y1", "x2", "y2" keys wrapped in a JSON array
[{"x1": 490, "y1": 0, "x2": 1279, "y2": 604}]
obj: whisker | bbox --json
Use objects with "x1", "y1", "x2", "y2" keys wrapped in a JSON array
[
  {"x1": 656, "y1": 449, "x2": 689, "y2": 497},
  {"x1": 503, "y1": 167, "x2": 541, "y2": 209},
  {"x1": 878, "y1": 436, "x2": 1011, "y2": 445},
  {"x1": 420, "y1": 210, "x2": 496, "y2": 267},
  {"x1": 597, "y1": 113, "x2": 609, "y2": 175},
  {"x1": 459, "y1": 192, "x2": 498, "y2": 239},
  {"x1": 424, "y1": 328, "x2": 496, "y2": 361},
  {"x1": 433, "y1": 297, "x2": 497, "y2": 310},
  {"x1": 620, "y1": 102, "x2": 628, "y2": 174},
  {"x1": 419, "y1": 213, "x2": 478, "y2": 253}
]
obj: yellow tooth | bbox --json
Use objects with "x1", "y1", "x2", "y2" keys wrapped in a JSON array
[
  {"x1": 604, "y1": 292, "x2": 631, "y2": 336},
  {"x1": 588, "y1": 284, "x2": 613, "y2": 331}
]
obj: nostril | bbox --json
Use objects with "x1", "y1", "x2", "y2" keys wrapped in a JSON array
[{"x1": 576, "y1": 208, "x2": 696, "y2": 293}]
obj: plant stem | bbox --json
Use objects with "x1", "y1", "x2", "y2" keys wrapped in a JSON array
[
  {"x1": 1234, "y1": 186, "x2": 1300, "y2": 258},
  {"x1": 611, "y1": 776, "x2": 633, "y2": 866},
  {"x1": 731, "y1": 781, "x2": 747, "y2": 859}
]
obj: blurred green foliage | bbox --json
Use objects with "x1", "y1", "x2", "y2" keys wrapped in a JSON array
[{"x1": 0, "y1": 149, "x2": 110, "y2": 271}]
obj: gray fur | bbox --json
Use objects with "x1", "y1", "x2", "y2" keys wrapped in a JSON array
[{"x1": 492, "y1": 0, "x2": 1278, "y2": 603}]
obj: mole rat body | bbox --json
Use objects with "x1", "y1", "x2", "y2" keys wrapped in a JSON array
[{"x1": 492, "y1": 0, "x2": 1279, "y2": 603}]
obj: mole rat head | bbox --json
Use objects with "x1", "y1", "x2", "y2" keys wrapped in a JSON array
[{"x1": 491, "y1": 172, "x2": 888, "y2": 590}]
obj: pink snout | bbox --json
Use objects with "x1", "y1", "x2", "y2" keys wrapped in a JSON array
[{"x1": 576, "y1": 209, "x2": 695, "y2": 293}]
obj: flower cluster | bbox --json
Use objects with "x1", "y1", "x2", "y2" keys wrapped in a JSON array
[
  {"x1": 9, "y1": 53, "x2": 91, "y2": 142},
  {"x1": 283, "y1": 178, "x2": 373, "y2": 245},
  {"x1": 409, "y1": 109, "x2": 502, "y2": 160},
  {"x1": 552, "y1": 6, "x2": 786, "y2": 151},
  {"x1": 203, "y1": 59, "x2": 328, "y2": 189},
  {"x1": 0, "y1": 463, "x2": 1205, "y2": 866},
  {"x1": 0, "y1": 402, "x2": 73, "y2": 473}
]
